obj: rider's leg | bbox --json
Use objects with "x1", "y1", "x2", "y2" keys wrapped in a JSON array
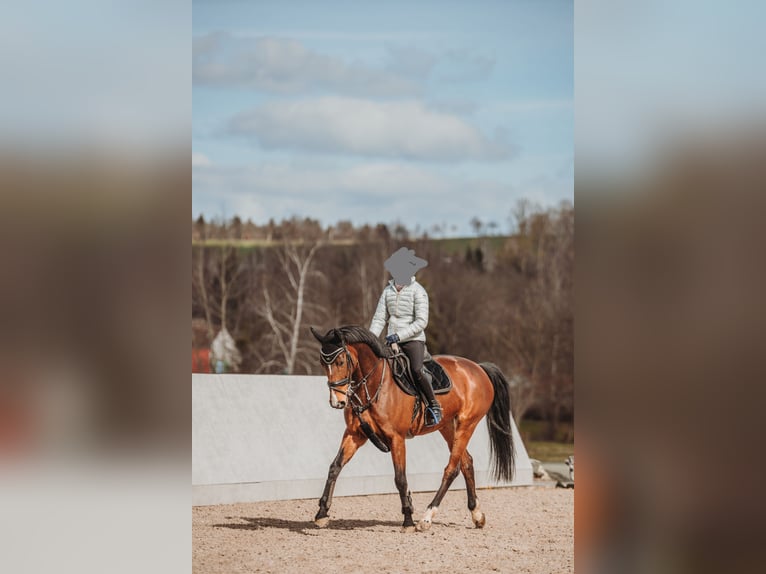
[
  {"x1": 418, "y1": 368, "x2": 442, "y2": 426},
  {"x1": 401, "y1": 341, "x2": 442, "y2": 426}
]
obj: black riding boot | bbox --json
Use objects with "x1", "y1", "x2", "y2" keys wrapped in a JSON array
[{"x1": 416, "y1": 368, "x2": 442, "y2": 427}]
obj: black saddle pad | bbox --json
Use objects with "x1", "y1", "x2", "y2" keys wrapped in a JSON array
[{"x1": 390, "y1": 355, "x2": 452, "y2": 396}]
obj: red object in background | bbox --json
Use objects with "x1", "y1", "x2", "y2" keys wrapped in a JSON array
[
  {"x1": 0, "y1": 392, "x2": 35, "y2": 455},
  {"x1": 192, "y1": 348, "x2": 211, "y2": 373}
]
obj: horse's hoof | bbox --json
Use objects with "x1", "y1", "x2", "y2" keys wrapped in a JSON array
[
  {"x1": 315, "y1": 517, "x2": 330, "y2": 528},
  {"x1": 401, "y1": 525, "x2": 416, "y2": 533},
  {"x1": 472, "y1": 511, "x2": 486, "y2": 528},
  {"x1": 416, "y1": 506, "x2": 437, "y2": 531},
  {"x1": 416, "y1": 519, "x2": 432, "y2": 532}
]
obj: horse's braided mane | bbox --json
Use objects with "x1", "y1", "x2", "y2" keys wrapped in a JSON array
[{"x1": 336, "y1": 325, "x2": 392, "y2": 358}]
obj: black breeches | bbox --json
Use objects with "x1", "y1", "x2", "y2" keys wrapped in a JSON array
[
  {"x1": 400, "y1": 340, "x2": 425, "y2": 374},
  {"x1": 400, "y1": 340, "x2": 435, "y2": 401}
]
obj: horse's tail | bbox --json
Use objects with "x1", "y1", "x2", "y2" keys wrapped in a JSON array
[{"x1": 479, "y1": 362, "x2": 516, "y2": 482}]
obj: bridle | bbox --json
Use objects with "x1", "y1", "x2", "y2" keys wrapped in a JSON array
[
  {"x1": 321, "y1": 343, "x2": 387, "y2": 413},
  {"x1": 319, "y1": 340, "x2": 393, "y2": 453},
  {"x1": 320, "y1": 346, "x2": 352, "y2": 388}
]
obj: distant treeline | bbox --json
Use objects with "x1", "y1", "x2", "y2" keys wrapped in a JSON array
[
  {"x1": 192, "y1": 200, "x2": 573, "y2": 437},
  {"x1": 193, "y1": 213, "x2": 507, "y2": 243}
]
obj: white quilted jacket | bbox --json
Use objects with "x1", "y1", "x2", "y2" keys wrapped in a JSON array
[{"x1": 369, "y1": 278, "x2": 429, "y2": 343}]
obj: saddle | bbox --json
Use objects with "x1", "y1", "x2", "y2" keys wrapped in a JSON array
[{"x1": 389, "y1": 349, "x2": 452, "y2": 397}]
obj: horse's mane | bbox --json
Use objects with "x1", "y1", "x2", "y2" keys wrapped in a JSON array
[{"x1": 336, "y1": 325, "x2": 392, "y2": 358}]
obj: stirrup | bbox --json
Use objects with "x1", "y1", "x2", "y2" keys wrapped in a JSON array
[{"x1": 425, "y1": 405, "x2": 442, "y2": 427}]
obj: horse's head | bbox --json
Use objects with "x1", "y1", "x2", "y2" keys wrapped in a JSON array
[{"x1": 311, "y1": 326, "x2": 357, "y2": 409}]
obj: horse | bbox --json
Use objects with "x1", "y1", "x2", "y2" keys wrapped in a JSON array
[{"x1": 310, "y1": 325, "x2": 515, "y2": 533}]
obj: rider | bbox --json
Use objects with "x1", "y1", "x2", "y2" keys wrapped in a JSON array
[{"x1": 369, "y1": 247, "x2": 442, "y2": 427}]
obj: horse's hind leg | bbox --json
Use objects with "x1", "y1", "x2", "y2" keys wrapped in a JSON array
[
  {"x1": 315, "y1": 430, "x2": 366, "y2": 527},
  {"x1": 460, "y1": 449, "x2": 485, "y2": 528},
  {"x1": 436, "y1": 422, "x2": 484, "y2": 528},
  {"x1": 418, "y1": 421, "x2": 478, "y2": 531}
]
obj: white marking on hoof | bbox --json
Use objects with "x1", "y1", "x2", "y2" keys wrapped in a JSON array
[
  {"x1": 315, "y1": 517, "x2": 330, "y2": 528},
  {"x1": 401, "y1": 525, "x2": 417, "y2": 533},
  {"x1": 416, "y1": 506, "x2": 438, "y2": 531},
  {"x1": 471, "y1": 508, "x2": 486, "y2": 528}
]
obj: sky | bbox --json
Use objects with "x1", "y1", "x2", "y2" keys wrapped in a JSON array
[
  {"x1": 193, "y1": 0, "x2": 573, "y2": 237},
  {"x1": 576, "y1": 0, "x2": 766, "y2": 180}
]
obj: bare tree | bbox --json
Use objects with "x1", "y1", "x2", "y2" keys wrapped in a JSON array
[
  {"x1": 359, "y1": 258, "x2": 373, "y2": 320},
  {"x1": 255, "y1": 241, "x2": 325, "y2": 374},
  {"x1": 192, "y1": 244, "x2": 247, "y2": 342},
  {"x1": 470, "y1": 216, "x2": 484, "y2": 236},
  {"x1": 356, "y1": 242, "x2": 390, "y2": 324},
  {"x1": 499, "y1": 202, "x2": 573, "y2": 433},
  {"x1": 507, "y1": 372, "x2": 538, "y2": 424}
]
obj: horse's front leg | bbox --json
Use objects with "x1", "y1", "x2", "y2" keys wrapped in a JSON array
[
  {"x1": 315, "y1": 430, "x2": 366, "y2": 528},
  {"x1": 390, "y1": 436, "x2": 416, "y2": 533}
]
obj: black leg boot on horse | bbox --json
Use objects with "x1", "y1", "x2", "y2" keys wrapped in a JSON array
[{"x1": 415, "y1": 367, "x2": 442, "y2": 427}]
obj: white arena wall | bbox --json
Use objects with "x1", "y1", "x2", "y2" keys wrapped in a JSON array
[{"x1": 192, "y1": 374, "x2": 534, "y2": 506}]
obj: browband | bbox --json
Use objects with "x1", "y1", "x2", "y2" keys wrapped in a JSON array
[{"x1": 320, "y1": 347, "x2": 345, "y2": 365}]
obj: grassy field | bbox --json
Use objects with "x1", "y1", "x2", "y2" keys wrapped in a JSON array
[
  {"x1": 525, "y1": 441, "x2": 574, "y2": 462},
  {"x1": 427, "y1": 235, "x2": 509, "y2": 255},
  {"x1": 519, "y1": 419, "x2": 574, "y2": 462}
]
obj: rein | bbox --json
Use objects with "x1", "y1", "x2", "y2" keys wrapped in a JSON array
[{"x1": 347, "y1": 354, "x2": 386, "y2": 415}]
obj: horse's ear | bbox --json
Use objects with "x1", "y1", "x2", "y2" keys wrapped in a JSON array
[{"x1": 309, "y1": 326, "x2": 324, "y2": 342}]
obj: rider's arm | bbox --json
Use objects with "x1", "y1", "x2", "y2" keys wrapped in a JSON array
[
  {"x1": 369, "y1": 289, "x2": 389, "y2": 337},
  {"x1": 397, "y1": 284, "x2": 429, "y2": 341}
]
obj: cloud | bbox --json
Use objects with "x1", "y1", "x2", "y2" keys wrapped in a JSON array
[
  {"x1": 487, "y1": 99, "x2": 574, "y2": 114},
  {"x1": 434, "y1": 49, "x2": 495, "y2": 83},
  {"x1": 192, "y1": 152, "x2": 211, "y2": 167},
  {"x1": 192, "y1": 30, "x2": 224, "y2": 59},
  {"x1": 227, "y1": 97, "x2": 516, "y2": 162},
  {"x1": 194, "y1": 161, "x2": 451, "y2": 200},
  {"x1": 192, "y1": 160, "x2": 537, "y2": 235},
  {"x1": 516, "y1": 173, "x2": 573, "y2": 206},
  {"x1": 193, "y1": 32, "x2": 419, "y2": 96},
  {"x1": 193, "y1": 160, "x2": 457, "y2": 226},
  {"x1": 384, "y1": 44, "x2": 437, "y2": 79},
  {"x1": 427, "y1": 97, "x2": 478, "y2": 116}
]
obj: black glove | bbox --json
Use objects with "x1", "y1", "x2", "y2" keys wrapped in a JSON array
[{"x1": 385, "y1": 333, "x2": 400, "y2": 345}]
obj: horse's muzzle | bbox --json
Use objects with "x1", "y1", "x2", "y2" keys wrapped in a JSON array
[
  {"x1": 329, "y1": 395, "x2": 346, "y2": 409},
  {"x1": 328, "y1": 387, "x2": 346, "y2": 409}
]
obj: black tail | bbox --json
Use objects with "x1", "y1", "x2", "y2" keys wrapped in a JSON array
[{"x1": 480, "y1": 362, "x2": 516, "y2": 482}]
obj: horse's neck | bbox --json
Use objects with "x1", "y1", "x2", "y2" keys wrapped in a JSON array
[{"x1": 353, "y1": 344, "x2": 385, "y2": 392}]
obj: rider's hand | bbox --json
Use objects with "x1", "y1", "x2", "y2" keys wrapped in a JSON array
[{"x1": 385, "y1": 333, "x2": 400, "y2": 345}]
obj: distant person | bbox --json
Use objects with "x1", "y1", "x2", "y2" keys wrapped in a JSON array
[
  {"x1": 210, "y1": 328, "x2": 242, "y2": 374},
  {"x1": 369, "y1": 247, "x2": 442, "y2": 426}
]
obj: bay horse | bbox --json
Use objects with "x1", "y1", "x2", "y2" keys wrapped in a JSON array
[{"x1": 310, "y1": 325, "x2": 515, "y2": 532}]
